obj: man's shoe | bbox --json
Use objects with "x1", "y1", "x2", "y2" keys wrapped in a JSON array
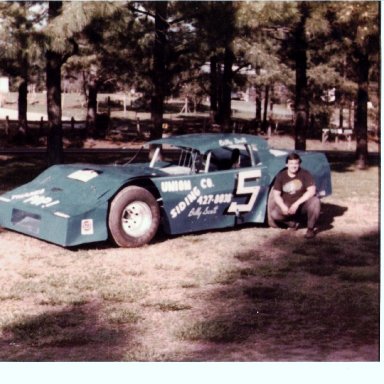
[{"x1": 305, "y1": 228, "x2": 316, "y2": 239}]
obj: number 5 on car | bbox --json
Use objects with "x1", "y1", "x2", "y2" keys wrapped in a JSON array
[{"x1": 227, "y1": 169, "x2": 262, "y2": 214}]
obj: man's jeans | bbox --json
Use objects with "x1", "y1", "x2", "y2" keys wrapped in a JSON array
[{"x1": 269, "y1": 196, "x2": 321, "y2": 229}]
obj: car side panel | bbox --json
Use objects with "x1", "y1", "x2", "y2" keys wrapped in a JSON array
[
  {"x1": 152, "y1": 172, "x2": 235, "y2": 234},
  {"x1": 152, "y1": 164, "x2": 270, "y2": 235}
]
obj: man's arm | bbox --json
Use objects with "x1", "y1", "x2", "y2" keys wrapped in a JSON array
[
  {"x1": 288, "y1": 185, "x2": 316, "y2": 215},
  {"x1": 273, "y1": 189, "x2": 289, "y2": 215}
]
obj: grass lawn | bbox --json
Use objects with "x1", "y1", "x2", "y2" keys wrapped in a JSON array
[{"x1": 0, "y1": 141, "x2": 379, "y2": 362}]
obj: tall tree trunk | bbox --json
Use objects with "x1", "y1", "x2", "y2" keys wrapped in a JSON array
[
  {"x1": 348, "y1": 101, "x2": 353, "y2": 129},
  {"x1": 254, "y1": 65, "x2": 262, "y2": 130},
  {"x1": 210, "y1": 55, "x2": 218, "y2": 114},
  {"x1": 262, "y1": 84, "x2": 270, "y2": 132},
  {"x1": 220, "y1": 46, "x2": 234, "y2": 131},
  {"x1": 339, "y1": 56, "x2": 346, "y2": 129},
  {"x1": 255, "y1": 88, "x2": 262, "y2": 122},
  {"x1": 18, "y1": 2, "x2": 28, "y2": 134},
  {"x1": 150, "y1": 1, "x2": 168, "y2": 143},
  {"x1": 18, "y1": 58, "x2": 28, "y2": 134},
  {"x1": 216, "y1": 63, "x2": 223, "y2": 123},
  {"x1": 293, "y1": 2, "x2": 310, "y2": 151},
  {"x1": 86, "y1": 71, "x2": 98, "y2": 138},
  {"x1": 46, "y1": 1, "x2": 63, "y2": 165},
  {"x1": 355, "y1": 52, "x2": 369, "y2": 169},
  {"x1": 339, "y1": 103, "x2": 344, "y2": 128}
]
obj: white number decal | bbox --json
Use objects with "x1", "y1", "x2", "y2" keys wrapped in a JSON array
[
  {"x1": 227, "y1": 169, "x2": 261, "y2": 214},
  {"x1": 23, "y1": 194, "x2": 60, "y2": 208}
]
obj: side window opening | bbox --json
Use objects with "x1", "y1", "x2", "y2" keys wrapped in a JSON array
[
  {"x1": 156, "y1": 147, "x2": 201, "y2": 175},
  {"x1": 208, "y1": 145, "x2": 253, "y2": 171}
]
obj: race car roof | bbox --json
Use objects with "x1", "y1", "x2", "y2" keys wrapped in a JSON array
[{"x1": 148, "y1": 133, "x2": 269, "y2": 153}]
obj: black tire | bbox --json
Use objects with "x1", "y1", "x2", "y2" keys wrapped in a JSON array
[
  {"x1": 108, "y1": 186, "x2": 160, "y2": 248},
  {"x1": 267, "y1": 187, "x2": 279, "y2": 228}
]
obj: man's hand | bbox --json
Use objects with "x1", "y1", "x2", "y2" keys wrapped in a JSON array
[
  {"x1": 273, "y1": 189, "x2": 290, "y2": 215},
  {"x1": 281, "y1": 204, "x2": 290, "y2": 215},
  {"x1": 288, "y1": 202, "x2": 299, "y2": 215}
]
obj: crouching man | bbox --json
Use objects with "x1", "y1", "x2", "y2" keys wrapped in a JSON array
[{"x1": 269, "y1": 152, "x2": 321, "y2": 239}]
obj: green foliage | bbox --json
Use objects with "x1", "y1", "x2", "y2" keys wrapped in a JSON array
[
  {"x1": 0, "y1": 1, "x2": 380, "y2": 153},
  {"x1": 0, "y1": 2, "x2": 44, "y2": 89}
]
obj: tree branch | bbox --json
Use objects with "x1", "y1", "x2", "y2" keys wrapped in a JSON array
[
  {"x1": 127, "y1": 3, "x2": 156, "y2": 19},
  {"x1": 61, "y1": 37, "x2": 79, "y2": 65}
]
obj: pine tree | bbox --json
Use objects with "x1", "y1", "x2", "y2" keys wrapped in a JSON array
[
  {"x1": 0, "y1": 2, "x2": 42, "y2": 134},
  {"x1": 43, "y1": 1, "x2": 119, "y2": 163},
  {"x1": 330, "y1": 2, "x2": 379, "y2": 169},
  {"x1": 193, "y1": 1, "x2": 237, "y2": 129},
  {"x1": 46, "y1": 1, "x2": 69, "y2": 164}
]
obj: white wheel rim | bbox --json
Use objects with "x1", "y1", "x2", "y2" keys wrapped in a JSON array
[{"x1": 121, "y1": 201, "x2": 153, "y2": 238}]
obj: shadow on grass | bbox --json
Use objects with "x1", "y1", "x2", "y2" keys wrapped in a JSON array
[
  {"x1": 0, "y1": 224, "x2": 379, "y2": 362},
  {"x1": 0, "y1": 301, "x2": 134, "y2": 361},
  {"x1": 326, "y1": 151, "x2": 380, "y2": 173},
  {"x1": 179, "y1": 229, "x2": 380, "y2": 361},
  {"x1": 0, "y1": 158, "x2": 46, "y2": 190},
  {"x1": 316, "y1": 202, "x2": 348, "y2": 232}
]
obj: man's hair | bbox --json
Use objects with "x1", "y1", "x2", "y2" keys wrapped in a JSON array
[{"x1": 285, "y1": 152, "x2": 302, "y2": 164}]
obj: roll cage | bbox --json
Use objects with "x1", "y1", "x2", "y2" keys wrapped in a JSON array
[{"x1": 149, "y1": 143, "x2": 258, "y2": 175}]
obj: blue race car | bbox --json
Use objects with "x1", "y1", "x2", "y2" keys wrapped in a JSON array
[{"x1": 0, "y1": 133, "x2": 332, "y2": 248}]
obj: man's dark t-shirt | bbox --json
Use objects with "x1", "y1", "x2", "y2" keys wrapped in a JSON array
[{"x1": 273, "y1": 168, "x2": 315, "y2": 207}]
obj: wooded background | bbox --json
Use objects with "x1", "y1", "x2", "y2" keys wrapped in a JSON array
[{"x1": 0, "y1": 1, "x2": 379, "y2": 168}]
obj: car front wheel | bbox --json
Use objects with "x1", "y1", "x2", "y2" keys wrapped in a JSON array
[{"x1": 109, "y1": 186, "x2": 160, "y2": 247}]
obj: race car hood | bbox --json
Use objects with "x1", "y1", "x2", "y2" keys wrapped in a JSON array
[{"x1": 0, "y1": 162, "x2": 164, "y2": 217}]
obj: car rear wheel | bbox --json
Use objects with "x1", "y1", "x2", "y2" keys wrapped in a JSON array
[
  {"x1": 109, "y1": 186, "x2": 160, "y2": 248},
  {"x1": 267, "y1": 187, "x2": 279, "y2": 228}
]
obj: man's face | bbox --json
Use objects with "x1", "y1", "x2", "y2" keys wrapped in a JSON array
[{"x1": 286, "y1": 159, "x2": 301, "y2": 175}]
